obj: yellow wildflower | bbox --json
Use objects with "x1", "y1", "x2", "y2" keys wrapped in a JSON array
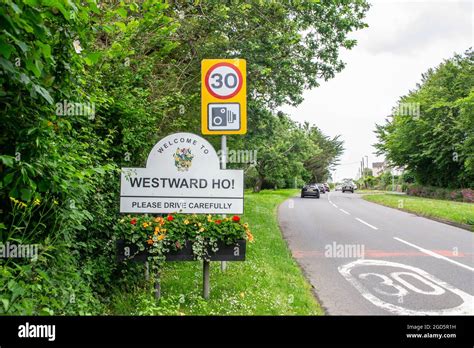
[
  {"x1": 246, "y1": 230, "x2": 254, "y2": 242},
  {"x1": 33, "y1": 198, "x2": 41, "y2": 206},
  {"x1": 199, "y1": 227, "x2": 204, "y2": 232},
  {"x1": 157, "y1": 234, "x2": 165, "y2": 241},
  {"x1": 53, "y1": 200, "x2": 59, "y2": 205},
  {"x1": 184, "y1": 219, "x2": 190, "y2": 225},
  {"x1": 142, "y1": 222, "x2": 149, "y2": 228}
]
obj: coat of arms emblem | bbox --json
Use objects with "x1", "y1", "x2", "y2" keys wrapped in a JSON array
[{"x1": 173, "y1": 147, "x2": 194, "y2": 172}]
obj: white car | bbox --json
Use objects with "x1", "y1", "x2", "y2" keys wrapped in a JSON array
[{"x1": 342, "y1": 182, "x2": 355, "y2": 193}]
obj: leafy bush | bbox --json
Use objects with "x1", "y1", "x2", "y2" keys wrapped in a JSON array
[{"x1": 0, "y1": 247, "x2": 105, "y2": 315}]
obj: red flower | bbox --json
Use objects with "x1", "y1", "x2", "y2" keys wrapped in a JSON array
[
  {"x1": 167, "y1": 215, "x2": 174, "y2": 221},
  {"x1": 232, "y1": 215, "x2": 240, "y2": 222},
  {"x1": 130, "y1": 218, "x2": 137, "y2": 225},
  {"x1": 215, "y1": 219, "x2": 222, "y2": 224}
]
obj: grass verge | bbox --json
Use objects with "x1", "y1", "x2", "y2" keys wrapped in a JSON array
[
  {"x1": 109, "y1": 189, "x2": 323, "y2": 315},
  {"x1": 355, "y1": 189, "x2": 397, "y2": 195},
  {"x1": 363, "y1": 194, "x2": 474, "y2": 231}
]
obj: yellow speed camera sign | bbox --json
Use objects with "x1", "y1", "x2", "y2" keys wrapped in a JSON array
[{"x1": 201, "y1": 59, "x2": 247, "y2": 135}]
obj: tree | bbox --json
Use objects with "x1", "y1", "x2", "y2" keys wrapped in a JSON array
[
  {"x1": 374, "y1": 49, "x2": 474, "y2": 188},
  {"x1": 243, "y1": 108, "x2": 318, "y2": 192},
  {"x1": 304, "y1": 123, "x2": 344, "y2": 182}
]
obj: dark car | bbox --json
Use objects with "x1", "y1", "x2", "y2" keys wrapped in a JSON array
[
  {"x1": 323, "y1": 183, "x2": 330, "y2": 192},
  {"x1": 342, "y1": 182, "x2": 354, "y2": 193},
  {"x1": 301, "y1": 184, "x2": 320, "y2": 198}
]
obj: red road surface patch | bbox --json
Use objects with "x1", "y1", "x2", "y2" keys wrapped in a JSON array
[{"x1": 292, "y1": 249, "x2": 469, "y2": 258}]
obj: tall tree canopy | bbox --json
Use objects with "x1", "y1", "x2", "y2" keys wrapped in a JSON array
[{"x1": 374, "y1": 49, "x2": 474, "y2": 188}]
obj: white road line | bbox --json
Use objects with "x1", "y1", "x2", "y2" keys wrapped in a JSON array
[
  {"x1": 328, "y1": 193, "x2": 338, "y2": 207},
  {"x1": 340, "y1": 209, "x2": 350, "y2": 215},
  {"x1": 355, "y1": 218, "x2": 378, "y2": 230},
  {"x1": 393, "y1": 237, "x2": 474, "y2": 272}
]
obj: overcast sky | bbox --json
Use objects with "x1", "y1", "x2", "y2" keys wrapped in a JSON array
[{"x1": 280, "y1": 0, "x2": 473, "y2": 182}]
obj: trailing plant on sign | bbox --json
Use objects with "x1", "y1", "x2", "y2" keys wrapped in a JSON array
[{"x1": 115, "y1": 213, "x2": 254, "y2": 272}]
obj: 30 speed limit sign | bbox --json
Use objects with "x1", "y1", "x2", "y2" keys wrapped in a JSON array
[{"x1": 201, "y1": 59, "x2": 247, "y2": 135}]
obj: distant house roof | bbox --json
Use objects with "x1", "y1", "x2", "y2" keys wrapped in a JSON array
[{"x1": 372, "y1": 162, "x2": 385, "y2": 168}]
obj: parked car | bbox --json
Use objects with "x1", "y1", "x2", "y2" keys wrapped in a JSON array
[
  {"x1": 342, "y1": 182, "x2": 354, "y2": 193},
  {"x1": 317, "y1": 183, "x2": 326, "y2": 193},
  {"x1": 301, "y1": 183, "x2": 320, "y2": 198},
  {"x1": 323, "y1": 183, "x2": 330, "y2": 192}
]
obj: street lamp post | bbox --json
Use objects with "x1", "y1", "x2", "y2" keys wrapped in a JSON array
[{"x1": 365, "y1": 155, "x2": 369, "y2": 189}]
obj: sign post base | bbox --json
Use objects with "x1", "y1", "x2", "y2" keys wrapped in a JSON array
[{"x1": 203, "y1": 261, "x2": 210, "y2": 300}]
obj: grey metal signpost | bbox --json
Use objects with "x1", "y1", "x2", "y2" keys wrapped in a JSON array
[
  {"x1": 203, "y1": 261, "x2": 210, "y2": 299},
  {"x1": 221, "y1": 135, "x2": 227, "y2": 273}
]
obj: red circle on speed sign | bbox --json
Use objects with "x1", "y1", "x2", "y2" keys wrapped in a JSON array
[{"x1": 205, "y1": 62, "x2": 243, "y2": 99}]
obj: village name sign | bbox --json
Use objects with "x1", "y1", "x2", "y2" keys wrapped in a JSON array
[{"x1": 120, "y1": 132, "x2": 244, "y2": 214}]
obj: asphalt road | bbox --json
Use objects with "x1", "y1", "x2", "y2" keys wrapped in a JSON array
[{"x1": 278, "y1": 190, "x2": 474, "y2": 315}]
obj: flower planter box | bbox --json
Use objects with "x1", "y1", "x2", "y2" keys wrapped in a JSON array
[{"x1": 116, "y1": 239, "x2": 246, "y2": 262}]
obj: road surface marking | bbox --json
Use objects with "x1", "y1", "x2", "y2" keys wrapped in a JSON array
[
  {"x1": 338, "y1": 259, "x2": 474, "y2": 315},
  {"x1": 390, "y1": 272, "x2": 445, "y2": 295},
  {"x1": 355, "y1": 218, "x2": 378, "y2": 230},
  {"x1": 393, "y1": 237, "x2": 474, "y2": 272},
  {"x1": 340, "y1": 209, "x2": 350, "y2": 215}
]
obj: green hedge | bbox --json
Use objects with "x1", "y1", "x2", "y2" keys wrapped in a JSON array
[{"x1": 405, "y1": 184, "x2": 474, "y2": 203}]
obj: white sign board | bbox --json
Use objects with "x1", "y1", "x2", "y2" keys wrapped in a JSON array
[{"x1": 120, "y1": 132, "x2": 244, "y2": 214}]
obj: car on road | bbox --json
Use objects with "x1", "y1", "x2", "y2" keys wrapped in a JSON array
[
  {"x1": 301, "y1": 183, "x2": 320, "y2": 198},
  {"x1": 317, "y1": 183, "x2": 326, "y2": 193},
  {"x1": 335, "y1": 185, "x2": 342, "y2": 191},
  {"x1": 342, "y1": 182, "x2": 354, "y2": 193}
]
